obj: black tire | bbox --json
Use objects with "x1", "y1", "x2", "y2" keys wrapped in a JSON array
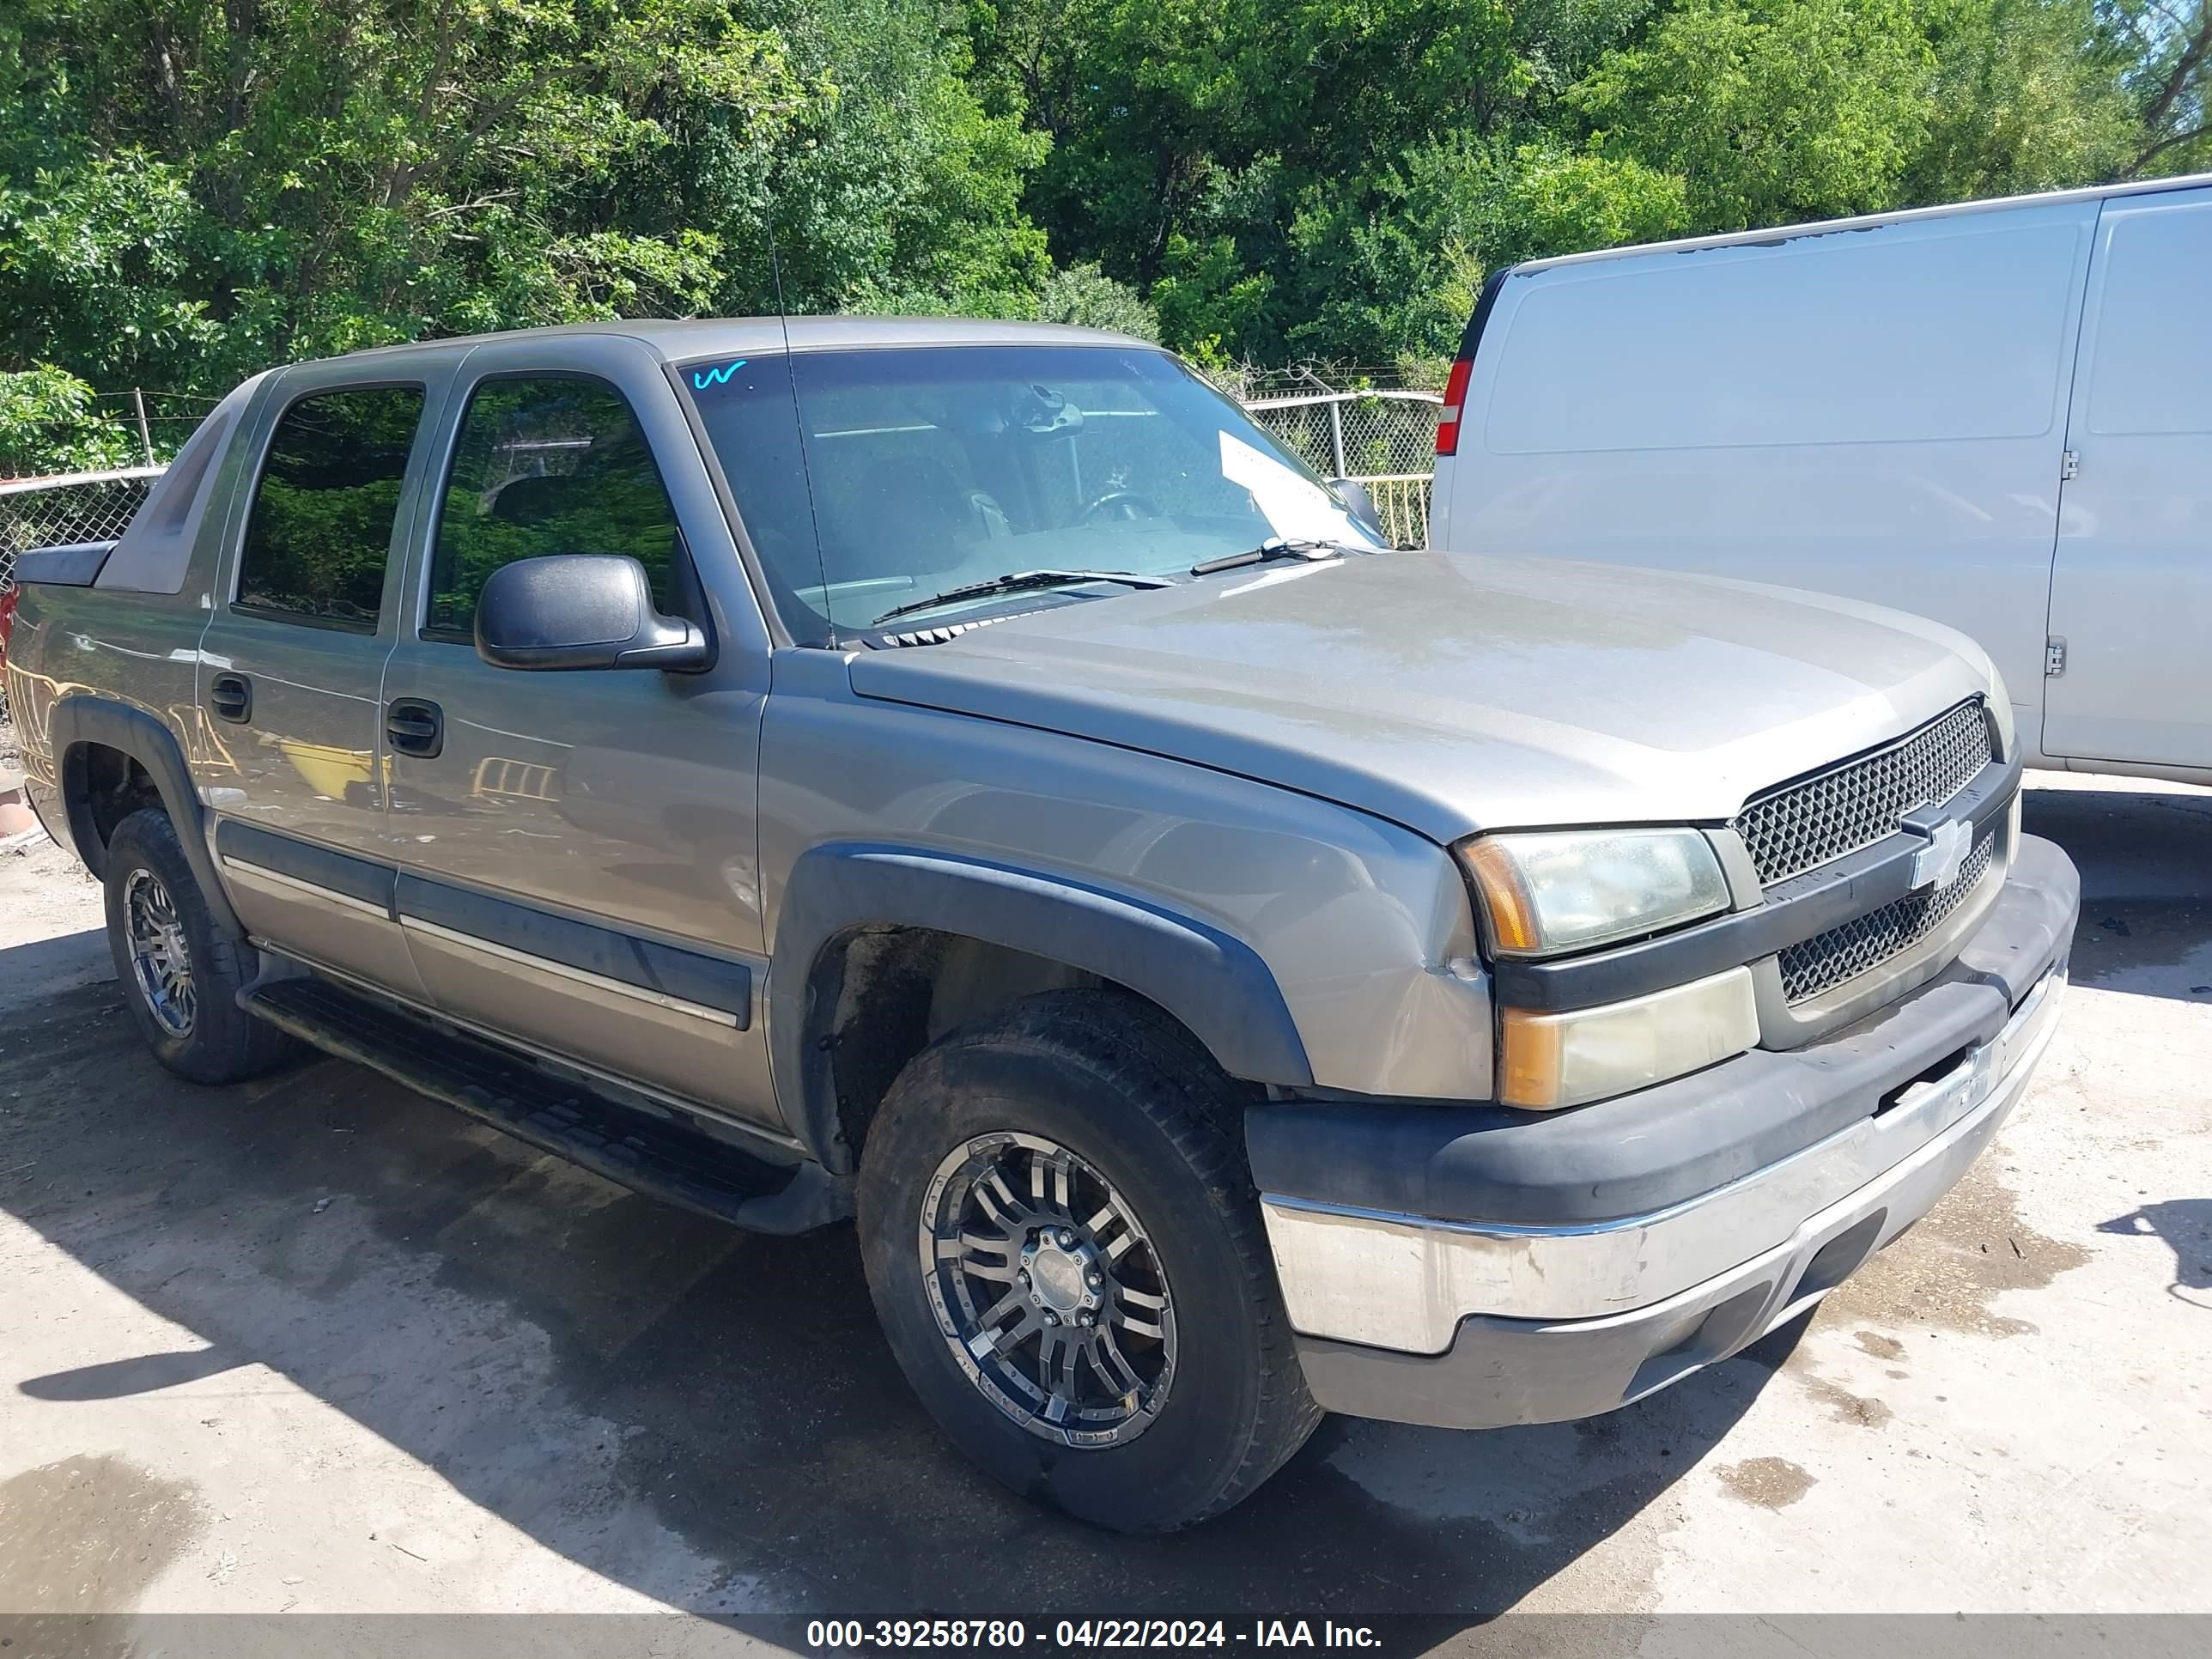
[
  {"x1": 102, "y1": 808, "x2": 297, "y2": 1085},
  {"x1": 856, "y1": 988, "x2": 1322, "y2": 1532}
]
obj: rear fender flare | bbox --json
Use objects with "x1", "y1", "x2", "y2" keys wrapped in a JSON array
[{"x1": 50, "y1": 695, "x2": 244, "y2": 939}]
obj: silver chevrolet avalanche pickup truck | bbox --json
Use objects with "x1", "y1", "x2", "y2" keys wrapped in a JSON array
[{"x1": 5, "y1": 319, "x2": 2078, "y2": 1531}]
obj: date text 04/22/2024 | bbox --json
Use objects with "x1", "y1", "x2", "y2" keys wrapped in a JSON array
[{"x1": 802, "y1": 1621, "x2": 1383, "y2": 1650}]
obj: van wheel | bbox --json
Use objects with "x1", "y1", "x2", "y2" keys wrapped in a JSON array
[
  {"x1": 856, "y1": 988, "x2": 1322, "y2": 1532},
  {"x1": 103, "y1": 809, "x2": 296, "y2": 1085}
]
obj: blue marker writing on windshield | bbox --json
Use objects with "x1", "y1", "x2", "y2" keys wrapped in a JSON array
[{"x1": 692, "y1": 361, "x2": 747, "y2": 389}]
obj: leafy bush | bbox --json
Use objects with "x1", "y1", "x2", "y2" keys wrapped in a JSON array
[
  {"x1": 1034, "y1": 263, "x2": 1160, "y2": 340},
  {"x1": 0, "y1": 0, "x2": 2201, "y2": 386},
  {"x1": 0, "y1": 366, "x2": 133, "y2": 479}
]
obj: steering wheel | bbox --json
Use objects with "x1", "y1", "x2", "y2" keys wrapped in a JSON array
[{"x1": 1078, "y1": 490, "x2": 1163, "y2": 525}]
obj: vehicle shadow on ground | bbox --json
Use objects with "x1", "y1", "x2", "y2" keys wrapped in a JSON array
[
  {"x1": 2021, "y1": 784, "x2": 2212, "y2": 894},
  {"x1": 2096, "y1": 1200, "x2": 2212, "y2": 1307},
  {"x1": 0, "y1": 923, "x2": 110, "y2": 1019},
  {"x1": 0, "y1": 965, "x2": 1788, "y2": 1626},
  {"x1": 2022, "y1": 785, "x2": 2212, "y2": 1006}
]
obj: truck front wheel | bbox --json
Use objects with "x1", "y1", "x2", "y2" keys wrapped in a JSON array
[
  {"x1": 102, "y1": 808, "x2": 295, "y2": 1085},
  {"x1": 856, "y1": 989, "x2": 1322, "y2": 1531}
]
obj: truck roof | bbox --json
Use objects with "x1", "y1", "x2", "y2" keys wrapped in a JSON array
[
  {"x1": 331, "y1": 315, "x2": 1154, "y2": 369},
  {"x1": 1514, "y1": 168, "x2": 2212, "y2": 275}
]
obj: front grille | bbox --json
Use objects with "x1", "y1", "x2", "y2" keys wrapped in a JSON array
[
  {"x1": 1778, "y1": 833, "x2": 1994, "y2": 1003},
  {"x1": 1734, "y1": 700, "x2": 1993, "y2": 887}
]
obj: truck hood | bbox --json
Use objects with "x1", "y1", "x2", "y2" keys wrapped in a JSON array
[{"x1": 844, "y1": 550, "x2": 1996, "y2": 844}]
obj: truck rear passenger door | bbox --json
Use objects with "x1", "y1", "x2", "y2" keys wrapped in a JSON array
[
  {"x1": 2042, "y1": 186, "x2": 2212, "y2": 772},
  {"x1": 377, "y1": 335, "x2": 781, "y2": 1133},
  {"x1": 198, "y1": 373, "x2": 441, "y2": 999}
]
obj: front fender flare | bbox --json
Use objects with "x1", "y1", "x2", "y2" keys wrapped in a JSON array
[{"x1": 769, "y1": 842, "x2": 1314, "y2": 1170}]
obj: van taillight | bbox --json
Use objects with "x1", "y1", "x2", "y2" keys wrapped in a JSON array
[
  {"x1": 1435, "y1": 357, "x2": 1474, "y2": 457},
  {"x1": 0, "y1": 587, "x2": 16, "y2": 659}
]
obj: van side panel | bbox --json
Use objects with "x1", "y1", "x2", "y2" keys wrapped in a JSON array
[
  {"x1": 2041, "y1": 187, "x2": 2212, "y2": 772},
  {"x1": 1438, "y1": 202, "x2": 2100, "y2": 764}
]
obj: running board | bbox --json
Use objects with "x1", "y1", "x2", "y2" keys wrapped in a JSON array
[{"x1": 239, "y1": 974, "x2": 850, "y2": 1234}]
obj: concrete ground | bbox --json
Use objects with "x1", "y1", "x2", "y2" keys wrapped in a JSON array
[{"x1": 1, "y1": 774, "x2": 2207, "y2": 1644}]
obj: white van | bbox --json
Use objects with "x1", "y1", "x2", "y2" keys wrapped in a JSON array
[{"x1": 1429, "y1": 173, "x2": 2212, "y2": 787}]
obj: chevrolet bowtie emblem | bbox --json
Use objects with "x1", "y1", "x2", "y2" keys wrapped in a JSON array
[{"x1": 1905, "y1": 813, "x2": 1972, "y2": 891}]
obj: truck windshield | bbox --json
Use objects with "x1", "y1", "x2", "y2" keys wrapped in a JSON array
[{"x1": 678, "y1": 343, "x2": 1386, "y2": 641}]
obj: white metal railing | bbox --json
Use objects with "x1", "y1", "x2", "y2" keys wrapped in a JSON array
[
  {"x1": 1240, "y1": 390, "x2": 1440, "y2": 546},
  {"x1": 1350, "y1": 474, "x2": 1434, "y2": 551}
]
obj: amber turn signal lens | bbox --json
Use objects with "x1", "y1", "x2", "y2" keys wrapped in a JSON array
[
  {"x1": 1497, "y1": 1007, "x2": 1568, "y2": 1109},
  {"x1": 1497, "y1": 968, "x2": 1759, "y2": 1110},
  {"x1": 1460, "y1": 836, "x2": 1541, "y2": 955}
]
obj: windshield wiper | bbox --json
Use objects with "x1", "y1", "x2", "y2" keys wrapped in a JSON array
[
  {"x1": 1188, "y1": 538, "x2": 1356, "y2": 577},
  {"x1": 872, "y1": 568, "x2": 1175, "y2": 627}
]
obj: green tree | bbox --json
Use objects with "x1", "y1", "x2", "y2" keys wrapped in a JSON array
[
  {"x1": 2105, "y1": 0, "x2": 2212, "y2": 176},
  {"x1": 972, "y1": 0, "x2": 2188, "y2": 365},
  {"x1": 1566, "y1": 0, "x2": 1936, "y2": 231},
  {"x1": 0, "y1": 0, "x2": 811, "y2": 393},
  {"x1": 0, "y1": 0, "x2": 2202, "y2": 388},
  {"x1": 1278, "y1": 137, "x2": 1688, "y2": 363},
  {"x1": 0, "y1": 364, "x2": 136, "y2": 477},
  {"x1": 1906, "y1": 0, "x2": 2137, "y2": 196},
  {"x1": 1033, "y1": 261, "x2": 1159, "y2": 337},
  {"x1": 723, "y1": 0, "x2": 1051, "y2": 317},
  {"x1": 0, "y1": 0, "x2": 1058, "y2": 400}
]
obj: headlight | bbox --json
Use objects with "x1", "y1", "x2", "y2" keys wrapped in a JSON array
[{"x1": 1457, "y1": 828, "x2": 1730, "y2": 958}]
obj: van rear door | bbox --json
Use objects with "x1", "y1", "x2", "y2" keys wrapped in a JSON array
[{"x1": 2041, "y1": 186, "x2": 2212, "y2": 772}]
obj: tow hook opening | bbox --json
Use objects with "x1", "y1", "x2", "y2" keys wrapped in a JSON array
[{"x1": 1875, "y1": 1041, "x2": 1975, "y2": 1117}]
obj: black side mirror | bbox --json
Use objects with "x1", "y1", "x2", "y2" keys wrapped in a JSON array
[
  {"x1": 475, "y1": 555, "x2": 713, "y2": 672},
  {"x1": 1329, "y1": 477, "x2": 1389, "y2": 543}
]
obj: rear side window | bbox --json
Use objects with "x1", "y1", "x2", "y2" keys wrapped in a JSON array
[
  {"x1": 236, "y1": 386, "x2": 425, "y2": 629},
  {"x1": 426, "y1": 377, "x2": 682, "y2": 640}
]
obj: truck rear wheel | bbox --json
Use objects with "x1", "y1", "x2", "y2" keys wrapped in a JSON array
[
  {"x1": 102, "y1": 808, "x2": 296, "y2": 1085},
  {"x1": 856, "y1": 988, "x2": 1321, "y2": 1531}
]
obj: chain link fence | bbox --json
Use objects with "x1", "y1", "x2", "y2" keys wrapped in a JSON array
[
  {"x1": 1241, "y1": 389, "x2": 1442, "y2": 547},
  {"x1": 0, "y1": 469, "x2": 161, "y2": 580},
  {"x1": 0, "y1": 467, "x2": 164, "y2": 726}
]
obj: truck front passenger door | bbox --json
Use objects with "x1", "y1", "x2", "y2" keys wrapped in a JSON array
[{"x1": 379, "y1": 337, "x2": 781, "y2": 1133}]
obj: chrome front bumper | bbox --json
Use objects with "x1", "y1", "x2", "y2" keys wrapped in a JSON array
[{"x1": 1270, "y1": 960, "x2": 2067, "y2": 1429}]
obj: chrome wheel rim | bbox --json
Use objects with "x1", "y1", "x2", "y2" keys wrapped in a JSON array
[
  {"x1": 918, "y1": 1132, "x2": 1176, "y2": 1447},
  {"x1": 125, "y1": 868, "x2": 196, "y2": 1038}
]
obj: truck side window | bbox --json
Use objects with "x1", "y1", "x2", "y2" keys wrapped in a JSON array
[
  {"x1": 426, "y1": 376, "x2": 682, "y2": 641},
  {"x1": 235, "y1": 386, "x2": 426, "y2": 629}
]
